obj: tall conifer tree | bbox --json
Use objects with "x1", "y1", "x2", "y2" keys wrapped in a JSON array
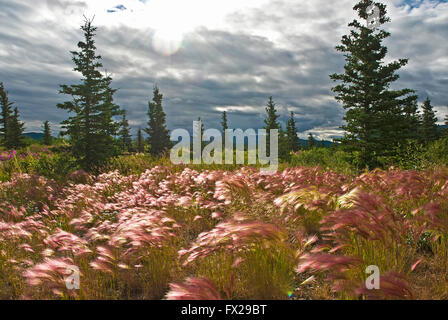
[
  {"x1": 137, "y1": 128, "x2": 145, "y2": 153},
  {"x1": 263, "y1": 97, "x2": 281, "y2": 152},
  {"x1": 420, "y1": 97, "x2": 438, "y2": 143},
  {"x1": 6, "y1": 107, "x2": 25, "y2": 149},
  {"x1": 119, "y1": 110, "x2": 132, "y2": 152},
  {"x1": 0, "y1": 82, "x2": 13, "y2": 145},
  {"x1": 286, "y1": 111, "x2": 300, "y2": 153},
  {"x1": 264, "y1": 97, "x2": 281, "y2": 134},
  {"x1": 43, "y1": 121, "x2": 52, "y2": 145},
  {"x1": 145, "y1": 86, "x2": 170, "y2": 156},
  {"x1": 221, "y1": 111, "x2": 228, "y2": 147},
  {"x1": 330, "y1": 0, "x2": 419, "y2": 168},
  {"x1": 197, "y1": 117, "x2": 206, "y2": 150},
  {"x1": 57, "y1": 18, "x2": 123, "y2": 169},
  {"x1": 263, "y1": 97, "x2": 289, "y2": 159},
  {"x1": 307, "y1": 133, "x2": 316, "y2": 149}
]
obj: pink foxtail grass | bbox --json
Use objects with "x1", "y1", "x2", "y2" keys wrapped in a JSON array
[
  {"x1": 1, "y1": 165, "x2": 448, "y2": 299},
  {"x1": 179, "y1": 214, "x2": 295, "y2": 299},
  {"x1": 166, "y1": 277, "x2": 222, "y2": 300}
]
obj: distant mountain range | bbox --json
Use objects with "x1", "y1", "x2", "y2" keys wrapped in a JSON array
[
  {"x1": 24, "y1": 125, "x2": 447, "y2": 144},
  {"x1": 24, "y1": 131, "x2": 338, "y2": 148},
  {"x1": 298, "y1": 138, "x2": 335, "y2": 147},
  {"x1": 23, "y1": 132, "x2": 45, "y2": 141},
  {"x1": 23, "y1": 131, "x2": 338, "y2": 146}
]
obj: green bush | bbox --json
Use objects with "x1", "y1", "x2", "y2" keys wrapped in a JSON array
[
  {"x1": 0, "y1": 149, "x2": 78, "y2": 183},
  {"x1": 377, "y1": 138, "x2": 448, "y2": 171},
  {"x1": 289, "y1": 147, "x2": 358, "y2": 174},
  {"x1": 33, "y1": 152, "x2": 79, "y2": 182},
  {"x1": 104, "y1": 154, "x2": 168, "y2": 176},
  {"x1": 377, "y1": 140, "x2": 429, "y2": 170},
  {"x1": 425, "y1": 137, "x2": 448, "y2": 165}
]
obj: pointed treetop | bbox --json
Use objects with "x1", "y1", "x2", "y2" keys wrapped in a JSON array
[
  {"x1": 221, "y1": 111, "x2": 228, "y2": 132},
  {"x1": 264, "y1": 96, "x2": 281, "y2": 131},
  {"x1": 353, "y1": 0, "x2": 389, "y2": 25}
]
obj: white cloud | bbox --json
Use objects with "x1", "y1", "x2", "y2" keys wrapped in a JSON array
[
  {"x1": 298, "y1": 127, "x2": 345, "y2": 142},
  {"x1": 214, "y1": 106, "x2": 261, "y2": 113},
  {"x1": 434, "y1": 106, "x2": 448, "y2": 124}
]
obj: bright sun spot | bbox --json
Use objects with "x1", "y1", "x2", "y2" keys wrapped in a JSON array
[
  {"x1": 144, "y1": 0, "x2": 205, "y2": 56},
  {"x1": 152, "y1": 28, "x2": 184, "y2": 56},
  {"x1": 87, "y1": 0, "x2": 270, "y2": 56}
]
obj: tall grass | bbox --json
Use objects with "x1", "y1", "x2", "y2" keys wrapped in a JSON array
[{"x1": 1, "y1": 150, "x2": 448, "y2": 299}]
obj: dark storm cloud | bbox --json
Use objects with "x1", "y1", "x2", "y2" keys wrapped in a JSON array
[
  {"x1": 0, "y1": 0, "x2": 446, "y2": 140},
  {"x1": 93, "y1": 25, "x2": 347, "y2": 135}
]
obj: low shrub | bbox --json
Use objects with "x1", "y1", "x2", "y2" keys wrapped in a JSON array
[{"x1": 289, "y1": 147, "x2": 358, "y2": 174}]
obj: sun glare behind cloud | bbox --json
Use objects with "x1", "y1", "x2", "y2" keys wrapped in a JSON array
[
  {"x1": 152, "y1": 28, "x2": 184, "y2": 56},
  {"x1": 83, "y1": 0, "x2": 270, "y2": 56}
]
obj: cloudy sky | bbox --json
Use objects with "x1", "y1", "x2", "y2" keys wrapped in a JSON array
[{"x1": 0, "y1": 0, "x2": 447, "y2": 140}]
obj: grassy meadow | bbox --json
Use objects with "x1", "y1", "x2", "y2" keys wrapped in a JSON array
[{"x1": 1, "y1": 142, "x2": 448, "y2": 300}]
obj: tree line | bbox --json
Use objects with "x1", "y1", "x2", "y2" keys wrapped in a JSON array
[
  {"x1": 0, "y1": 82, "x2": 25, "y2": 149},
  {"x1": 0, "y1": 18, "x2": 304, "y2": 169},
  {"x1": 0, "y1": 0, "x2": 446, "y2": 170}
]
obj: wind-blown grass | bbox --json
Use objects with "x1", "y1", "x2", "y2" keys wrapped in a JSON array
[{"x1": 1, "y1": 163, "x2": 448, "y2": 299}]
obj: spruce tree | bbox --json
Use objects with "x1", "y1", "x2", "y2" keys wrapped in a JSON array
[
  {"x1": 137, "y1": 128, "x2": 145, "y2": 153},
  {"x1": 420, "y1": 97, "x2": 438, "y2": 143},
  {"x1": 221, "y1": 111, "x2": 228, "y2": 147},
  {"x1": 278, "y1": 127, "x2": 289, "y2": 160},
  {"x1": 330, "y1": 0, "x2": 419, "y2": 168},
  {"x1": 196, "y1": 117, "x2": 206, "y2": 151},
  {"x1": 145, "y1": 86, "x2": 170, "y2": 156},
  {"x1": 118, "y1": 110, "x2": 132, "y2": 152},
  {"x1": 264, "y1": 97, "x2": 281, "y2": 137},
  {"x1": 221, "y1": 111, "x2": 228, "y2": 131},
  {"x1": 320, "y1": 139, "x2": 326, "y2": 148},
  {"x1": 307, "y1": 133, "x2": 316, "y2": 149},
  {"x1": 0, "y1": 82, "x2": 13, "y2": 145},
  {"x1": 263, "y1": 97, "x2": 289, "y2": 159},
  {"x1": 197, "y1": 117, "x2": 205, "y2": 135},
  {"x1": 443, "y1": 110, "x2": 448, "y2": 137},
  {"x1": 57, "y1": 18, "x2": 122, "y2": 170},
  {"x1": 99, "y1": 76, "x2": 123, "y2": 140},
  {"x1": 43, "y1": 121, "x2": 52, "y2": 145},
  {"x1": 6, "y1": 107, "x2": 25, "y2": 149},
  {"x1": 263, "y1": 97, "x2": 281, "y2": 152},
  {"x1": 286, "y1": 111, "x2": 300, "y2": 153},
  {"x1": 402, "y1": 99, "x2": 421, "y2": 141}
]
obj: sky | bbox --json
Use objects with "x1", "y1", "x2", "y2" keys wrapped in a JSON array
[{"x1": 0, "y1": 0, "x2": 447, "y2": 141}]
